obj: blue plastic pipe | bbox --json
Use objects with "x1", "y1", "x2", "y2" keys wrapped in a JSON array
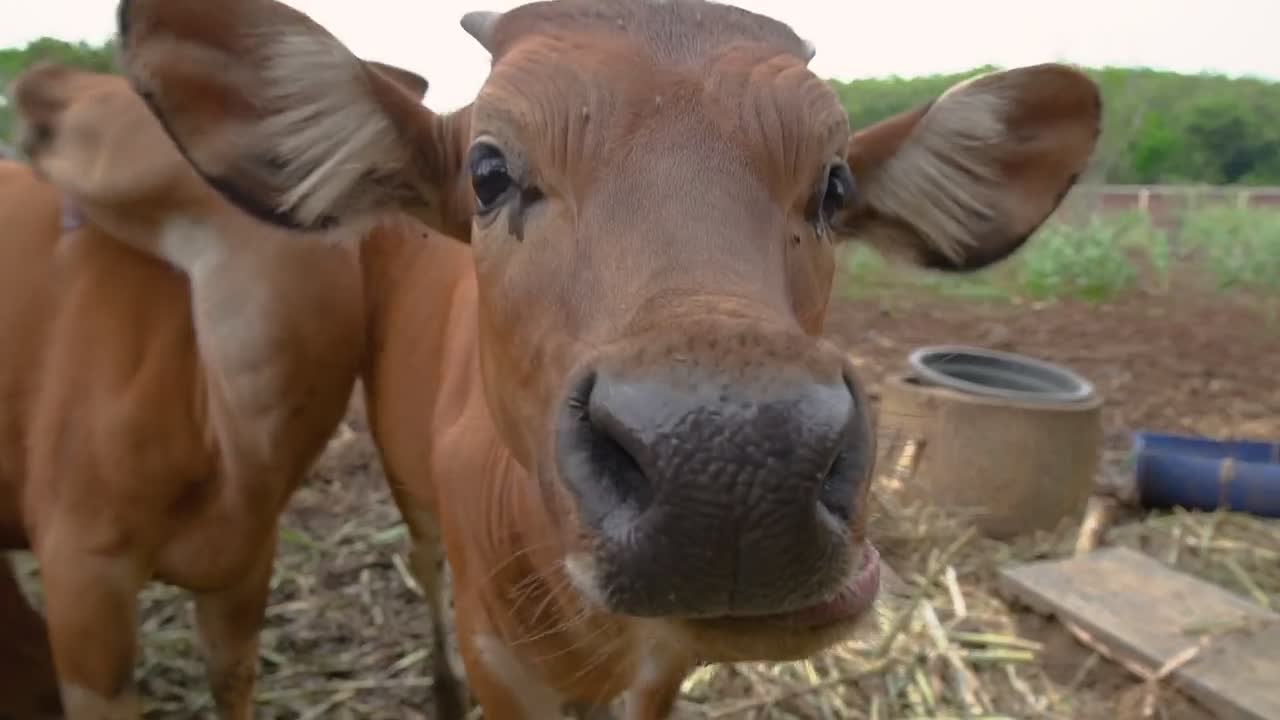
[{"x1": 1132, "y1": 431, "x2": 1280, "y2": 518}]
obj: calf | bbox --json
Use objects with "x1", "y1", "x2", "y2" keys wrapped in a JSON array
[
  {"x1": 116, "y1": 0, "x2": 1102, "y2": 716},
  {"x1": 0, "y1": 60, "x2": 423, "y2": 719}
]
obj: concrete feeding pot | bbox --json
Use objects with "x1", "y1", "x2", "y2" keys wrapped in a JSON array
[{"x1": 875, "y1": 345, "x2": 1104, "y2": 539}]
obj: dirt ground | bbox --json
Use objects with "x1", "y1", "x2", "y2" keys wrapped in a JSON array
[
  {"x1": 9, "y1": 273, "x2": 1279, "y2": 718},
  {"x1": 826, "y1": 282, "x2": 1278, "y2": 720},
  {"x1": 826, "y1": 284, "x2": 1279, "y2": 453}
]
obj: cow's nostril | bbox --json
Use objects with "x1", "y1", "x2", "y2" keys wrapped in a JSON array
[
  {"x1": 558, "y1": 369, "x2": 654, "y2": 528},
  {"x1": 817, "y1": 373, "x2": 868, "y2": 522},
  {"x1": 818, "y1": 449, "x2": 855, "y2": 521},
  {"x1": 565, "y1": 368, "x2": 597, "y2": 418},
  {"x1": 583, "y1": 407, "x2": 653, "y2": 511}
]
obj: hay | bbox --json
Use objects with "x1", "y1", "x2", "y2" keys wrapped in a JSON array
[
  {"x1": 678, "y1": 489, "x2": 1081, "y2": 720},
  {"x1": 1108, "y1": 507, "x2": 1280, "y2": 610},
  {"x1": 8, "y1": 423, "x2": 1280, "y2": 719},
  {"x1": 681, "y1": 493, "x2": 1280, "y2": 720}
]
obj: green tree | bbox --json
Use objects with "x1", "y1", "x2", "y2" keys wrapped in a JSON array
[
  {"x1": 1182, "y1": 97, "x2": 1279, "y2": 184},
  {"x1": 1130, "y1": 113, "x2": 1183, "y2": 183}
]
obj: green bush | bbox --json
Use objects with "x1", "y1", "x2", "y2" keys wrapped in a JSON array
[
  {"x1": 836, "y1": 207, "x2": 1280, "y2": 304},
  {"x1": 1015, "y1": 215, "x2": 1145, "y2": 301},
  {"x1": 1180, "y1": 207, "x2": 1280, "y2": 293}
]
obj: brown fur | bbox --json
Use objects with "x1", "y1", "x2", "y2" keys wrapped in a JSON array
[
  {"x1": 0, "y1": 59, "x2": 430, "y2": 719},
  {"x1": 114, "y1": 0, "x2": 1102, "y2": 717}
]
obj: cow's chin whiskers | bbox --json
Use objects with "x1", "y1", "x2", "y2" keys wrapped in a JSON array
[{"x1": 558, "y1": 548, "x2": 869, "y2": 665}]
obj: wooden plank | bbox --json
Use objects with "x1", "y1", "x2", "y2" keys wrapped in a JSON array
[{"x1": 998, "y1": 546, "x2": 1280, "y2": 720}]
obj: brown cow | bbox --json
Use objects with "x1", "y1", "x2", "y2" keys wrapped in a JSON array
[
  {"x1": 0, "y1": 60, "x2": 424, "y2": 719},
  {"x1": 116, "y1": 0, "x2": 1102, "y2": 716}
]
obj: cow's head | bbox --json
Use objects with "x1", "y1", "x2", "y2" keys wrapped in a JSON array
[
  {"x1": 9, "y1": 59, "x2": 428, "y2": 216},
  {"x1": 116, "y1": 0, "x2": 1100, "y2": 661},
  {"x1": 11, "y1": 62, "x2": 197, "y2": 207}
]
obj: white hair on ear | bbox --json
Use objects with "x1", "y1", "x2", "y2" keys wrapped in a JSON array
[
  {"x1": 250, "y1": 31, "x2": 413, "y2": 227},
  {"x1": 862, "y1": 73, "x2": 1011, "y2": 264}
]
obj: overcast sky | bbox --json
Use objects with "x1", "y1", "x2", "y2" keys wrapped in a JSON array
[{"x1": 3, "y1": 0, "x2": 1274, "y2": 112}]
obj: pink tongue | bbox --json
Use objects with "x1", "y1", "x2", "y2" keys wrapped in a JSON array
[{"x1": 777, "y1": 544, "x2": 882, "y2": 627}]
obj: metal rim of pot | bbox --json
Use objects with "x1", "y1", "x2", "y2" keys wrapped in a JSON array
[{"x1": 906, "y1": 344, "x2": 1097, "y2": 404}]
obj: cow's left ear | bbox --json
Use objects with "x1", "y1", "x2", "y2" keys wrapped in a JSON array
[
  {"x1": 115, "y1": 0, "x2": 472, "y2": 239},
  {"x1": 833, "y1": 64, "x2": 1102, "y2": 271}
]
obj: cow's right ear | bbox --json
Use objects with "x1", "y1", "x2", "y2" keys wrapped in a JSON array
[{"x1": 116, "y1": 0, "x2": 472, "y2": 239}]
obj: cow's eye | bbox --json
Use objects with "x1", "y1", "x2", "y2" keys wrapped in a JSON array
[
  {"x1": 821, "y1": 162, "x2": 856, "y2": 219},
  {"x1": 468, "y1": 141, "x2": 515, "y2": 214}
]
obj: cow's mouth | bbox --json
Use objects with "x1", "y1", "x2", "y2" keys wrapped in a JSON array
[{"x1": 699, "y1": 542, "x2": 881, "y2": 630}]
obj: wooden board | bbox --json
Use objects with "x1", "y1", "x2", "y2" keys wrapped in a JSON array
[{"x1": 999, "y1": 546, "x2": 1280, "y2": 720}]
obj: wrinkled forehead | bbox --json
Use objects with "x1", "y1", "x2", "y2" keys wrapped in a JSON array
[
  {"x1": 469, "y1": 0, "x2": 850, "y2": 185},
  {"x1": 483, "y1": 0, "x2": 815, "y2": 64}
]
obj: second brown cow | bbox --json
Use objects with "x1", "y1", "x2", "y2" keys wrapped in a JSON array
[{"x1": 0, "y1": 60, "x2": 426, "y2": 719}]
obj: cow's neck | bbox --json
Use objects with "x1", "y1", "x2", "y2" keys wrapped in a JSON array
[{"x1": 154, "y1": 213, "x2": 363, "y2": 474}]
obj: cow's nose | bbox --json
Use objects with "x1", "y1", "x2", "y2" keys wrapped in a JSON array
[{"x1": 555, "y1": 365, "x2": 872, "y2": 616}]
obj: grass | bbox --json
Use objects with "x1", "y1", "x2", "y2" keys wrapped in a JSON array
[{"x1": 838, "y1": 205, "x2": 1280, "y2": 305}]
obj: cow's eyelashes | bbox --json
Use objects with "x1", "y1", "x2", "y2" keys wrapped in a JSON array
[
  {"x1": 822, "y1": 163, "x2": 856, "y2": 219},
  {"x1": 467, "y1": 141, "x2": 517, "y2": 215},
  {"x1": 805, "y1": 160, "x2": 857, "y2": 232}
]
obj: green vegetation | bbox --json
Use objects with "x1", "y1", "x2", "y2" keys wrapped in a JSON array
[
  {"x1": 1181, "y1": 207, "x2": 1280, "y2": 293},
  {"x1": 2, "y1": 36, "x2": 1279, "y2": 187},
  {"x1": 839, "y1": 208, "x2": 1280, "y2": 303}
]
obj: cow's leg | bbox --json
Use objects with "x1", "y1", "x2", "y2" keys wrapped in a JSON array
[
  {"x1": 36, "y1": 527, "x2": 146, "y2": 720},
  {"x1": 192, "y1": 535, "x2": 275, "y2": 720},
  {"x1": 387, "y1": 483, "x2": 468, "y2": 720},
  {"x1": 407, "y1": 522, "x2": 469, "y2": 720},
  {"x1": 0, "y1": 553, "x2": 64, "y2": 719}
]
